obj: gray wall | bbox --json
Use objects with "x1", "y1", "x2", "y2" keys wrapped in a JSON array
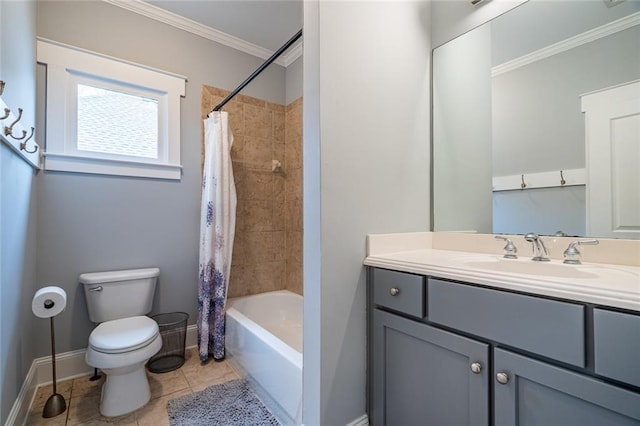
[
  {"x1": 34, "y1": 1, "x2": 288, "y2": 357},
  {"x1": 303, "y1": 1, "x2": 431, "y2": 424},
  {"x1": 493, "y1": 186, "x2": 586, "y2": 236},
  {"x1": 492, "y1": 26, "x2": 640, "y2": 176},
  {"x1": 433, "y1": 24, "x2": 493, "y2": 233},
  {"x1": 431, "y1": 0, "x2": 526, "y2": 48},
  {"x1": 0, "y1": 1, "x2": 38, "y2": 422},
  {"x1": 286, "y1": 55, "x2": 303, "y2": 104},
  {"x1": 492, "y1": 26, "x2": 640, "y2": 236}
]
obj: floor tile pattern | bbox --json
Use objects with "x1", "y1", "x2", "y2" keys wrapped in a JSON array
[{"x1": 26, "y1": 348, "x2": 239, "y2": 426}]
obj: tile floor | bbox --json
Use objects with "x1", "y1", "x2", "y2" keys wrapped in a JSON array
[{"x1": 26, "y1": 347, "x2": 239, "y2": 426}]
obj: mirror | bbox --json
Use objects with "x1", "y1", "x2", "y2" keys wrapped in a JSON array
[{"x1": 432, "y1": 0, "x2": 640, "y2": 239}]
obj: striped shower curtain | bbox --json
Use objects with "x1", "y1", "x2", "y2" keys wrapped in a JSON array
[{"x1": 198, "y1": 111, "x2": 237, "y2": 361}]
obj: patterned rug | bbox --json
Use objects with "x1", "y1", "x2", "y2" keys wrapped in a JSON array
[{"x1": 167, "y1": 379, "x2": 281, "y2": 425}]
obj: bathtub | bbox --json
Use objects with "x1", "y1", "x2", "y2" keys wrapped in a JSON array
[{"x1": 226, "y1": 290, "x2": 302, "y2": 425}]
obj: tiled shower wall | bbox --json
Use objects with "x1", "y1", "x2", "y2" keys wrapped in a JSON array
[{"x1": 202, "y1": 85, "x2": 302, "y2": 297}]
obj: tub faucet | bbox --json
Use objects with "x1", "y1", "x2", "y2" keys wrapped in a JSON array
[{"x1": 524, "y1": 233, "x2": 550, "y2": 262}]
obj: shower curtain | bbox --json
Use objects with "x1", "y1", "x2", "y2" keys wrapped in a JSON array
[{"x1": 198, "y1": 111, "x2": 237, "y2": 361}]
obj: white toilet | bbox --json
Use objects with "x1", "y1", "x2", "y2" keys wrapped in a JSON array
[{"x1": 80, "y1": 268, "x2": 162, "y2": 417}]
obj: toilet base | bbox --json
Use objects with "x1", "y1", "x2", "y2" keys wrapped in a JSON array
[{"x1": 100, "y1": 363, "x2": 151, "y2": 417}]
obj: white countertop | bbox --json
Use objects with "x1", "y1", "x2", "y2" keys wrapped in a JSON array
[{"x1": 365, "y1": 233, "x2": 640, "y2": 312}]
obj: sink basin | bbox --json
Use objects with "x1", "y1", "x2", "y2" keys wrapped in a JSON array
[{"x1": 463, "y1": 259, "x2": 599, "y2": 279}]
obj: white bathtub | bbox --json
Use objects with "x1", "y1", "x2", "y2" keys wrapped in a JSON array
[{"x1": 226, "y1": 290, "x2": 302, "y2": 425}]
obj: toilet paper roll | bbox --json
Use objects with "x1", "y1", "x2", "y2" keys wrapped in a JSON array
[{"x1": 32, "y1": 286, "x2": 67, "y2": 318}]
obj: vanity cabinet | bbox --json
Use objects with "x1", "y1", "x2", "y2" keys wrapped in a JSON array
[
  {"x1": 368, "y1": 267, "x2": 640, "y2": 426},
  {"x1": 371, "y1": 309, "x2": 489, "y2": 426},
  {"x1": 494, "y1": 348, "x2": 640, "y2": 425}
]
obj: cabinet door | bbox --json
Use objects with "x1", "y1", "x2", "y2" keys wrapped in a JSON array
[
  {"x1": 371, "y1": 309, "x2": 489, "y2": 426},
  {"x1": 494, "y1": 348, "x2": 640, "y2": 426}
]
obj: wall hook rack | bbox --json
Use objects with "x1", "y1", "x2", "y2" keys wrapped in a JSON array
[
  {"x1": 5, "y1": 107, "x2": 25, "y2": 138},
  {"x1": 19, "y1": 127, "x2": 37, "y2": 153}
]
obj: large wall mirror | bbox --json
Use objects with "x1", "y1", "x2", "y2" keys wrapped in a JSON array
[{"x1": 432, "y1": 0, "x2": 640, "y2": 239}]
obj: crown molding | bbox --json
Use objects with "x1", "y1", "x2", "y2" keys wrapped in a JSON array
[
  {"x1": 281, "y1": 41, "x2": 303, "y2": 67},
  {"x1": 492, "y1": 11, "x2": 640, "y2": 77},
  {"x1": 102, "y1": 0, "x2": 302, "y2": 67}
]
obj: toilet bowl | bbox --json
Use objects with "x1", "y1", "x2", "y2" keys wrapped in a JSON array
[
  {"x1": 85, "y1": 316, "x2": 162, "y2": 417},
  {"x1": 80, "y1": 268, "x2": 161, "y2": 417}
]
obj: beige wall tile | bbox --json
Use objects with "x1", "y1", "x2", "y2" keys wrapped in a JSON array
[
  {"x1": 286, "y1": 231, "x2": 303, "y2": 264},
  {"x1": 241, "y1": 200, "x2": 274, "y2": 232},
  {"x1": 236, "y1": 93, "x2": 266, "y2": 108},
  {"x1": 236, "y1": 170, "x2": 274, "y2": 201},
  {"x1": 202, "y1": 87, "x2": 300, "y2": 297},
  {"x1": 231, "y1": 233, "x2": 246, "y2": 267},
  {"x1": 285, "y1": 260, "x2": 303, "y2": 295},
  {"x1": 267, "y1": 101, "x2": 285, "y2": 113},
  {"x1": 225, "y1": 101, "x2": 245, "y2": 137},
  {"x1": 244, "y1": 104, "x2": 272, "y2": 139},
  {"x1": 285, "y1": 167, "x2": 302, "y2": 200},
  {"x1": 245, "y1": 231, "x2": 285, "y2": 263},
  {"x1": 273, "y1": 110, "x2": 285, "y2": 142},
  {"x1": 244, "y1": 136, "x2": 272, "y2": 167},
  {"x1": 285, "y1": 199, "x2": 302, "y2": 232},
  {"x1": 273, "y1": 141, "x2": 285, "y2": 166}
]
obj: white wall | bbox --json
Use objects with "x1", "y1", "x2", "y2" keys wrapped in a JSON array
[
  {"x1": 34, "y1": 1, "x2": 288, "y2": 358},
  {"x1": 303, "y1": 1, "x2": 431, "y2": 424}
]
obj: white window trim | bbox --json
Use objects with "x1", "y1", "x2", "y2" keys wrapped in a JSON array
[{"x1": 37, "y1": 38, "x2": 186, "y2": 180}]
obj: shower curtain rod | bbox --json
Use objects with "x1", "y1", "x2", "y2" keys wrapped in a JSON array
[{"x1": 211, "y1": 29, "x2": 303, "y2": 113}]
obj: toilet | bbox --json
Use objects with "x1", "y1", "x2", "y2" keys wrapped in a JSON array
[{"x1": 80, "y1": 268, "x2": 162, "y2": 417}]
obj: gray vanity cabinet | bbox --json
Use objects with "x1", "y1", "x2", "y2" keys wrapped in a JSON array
[
  {"x1": 371, "y1": 309, "x2": 489, "y2": 426},
  {"x1": 368, "y1": 267, "x2": 640, "y2": 425},
  {"x1": 494, "y1": 348, "x2": 640, "y2": 425}
]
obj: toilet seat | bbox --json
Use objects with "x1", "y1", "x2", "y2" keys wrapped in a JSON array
[{"x1": 90, "y1": 316, "x2": 159, "y2": 354}]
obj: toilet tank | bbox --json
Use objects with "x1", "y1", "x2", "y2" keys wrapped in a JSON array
[{"x1": 80, "y1": 268, "x2": 160, "y2": 323}]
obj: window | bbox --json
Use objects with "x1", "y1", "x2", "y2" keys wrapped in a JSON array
[
  {"x1": 77, "y1": 84, "x2": 159, "y2": 159},
  {"x1": 37, "y1": 39, "x2": 186, "y2": 179}
]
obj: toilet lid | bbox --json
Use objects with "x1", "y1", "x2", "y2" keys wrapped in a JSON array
[{"x1": 90, "y1": 316, "x2": 159, "y2": 354}]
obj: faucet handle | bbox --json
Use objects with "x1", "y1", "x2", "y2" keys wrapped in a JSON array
[
  {"x1": 563, "y1": 239, "x2": 599, "y2": 265},
  {"x1": 495, "y1": 235, "x2": 518, "y2": 259}
]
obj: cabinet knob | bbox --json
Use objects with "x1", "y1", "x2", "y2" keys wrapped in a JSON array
[
  {"x1": 496, "y1": 372, "x2": 509, "y2": 385},
  {"x1": 470, "y1": 362, "x2": 482, "y2": 374},
  {"x1": 389, "y1": 287, "x2": 400, "y2": 296}
]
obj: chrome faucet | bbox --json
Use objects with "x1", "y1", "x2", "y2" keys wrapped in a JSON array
[
  {"x1": 524, "y1": 233, "x2": 550, "y2": 262},
  {"x1": 563, "y1": 239, "x2": 599, "y2": 264}
]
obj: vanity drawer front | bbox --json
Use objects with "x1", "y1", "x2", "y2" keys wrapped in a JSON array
[
  {"x1": 373, "y1": 268, "x2": 425, "y2": 318},
  {"x1": 594, "y1": 308, "x2": 640, "y2": 388},
  {"x1": 428, "y1": 278, "x2": 585, "y2": 367}
]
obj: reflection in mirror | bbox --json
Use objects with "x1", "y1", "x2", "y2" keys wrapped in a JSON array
[{"x1": 433, "y1": 0, "x2": 640, "y2": 239}]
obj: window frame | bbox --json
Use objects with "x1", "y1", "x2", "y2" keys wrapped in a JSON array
[{"x1": 37, "y1": 38, "x2": 186, "y2": 180}]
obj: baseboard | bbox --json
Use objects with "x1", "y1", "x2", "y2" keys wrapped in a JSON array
[
  {"x1": 186, "y1": 323, "x2": 198, "y2": 348},
  {"x1": 3, "y1": 362, "x2": 38, "y2": 426},
  {"x1": 346, "y1": 414, "x2": 369, "y2": 426},
  {"x1": 6, "y1": 324, "x2": 198, "y2": 426}
]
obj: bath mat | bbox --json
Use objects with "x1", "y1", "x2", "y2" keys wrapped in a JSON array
[{"x1": 167, "y1": 379, "x2": 281, "y2": 426}]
